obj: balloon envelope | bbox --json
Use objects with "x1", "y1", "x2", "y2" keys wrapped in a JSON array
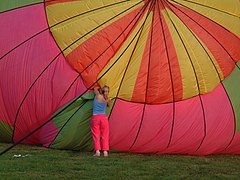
[{"x1": 0, "y1": 0, "x2": 240, "y2": 155}]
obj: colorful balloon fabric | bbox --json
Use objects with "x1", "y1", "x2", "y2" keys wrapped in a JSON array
[{"x1": 0, "y1": 0, "x2": 239, "y2": 155}]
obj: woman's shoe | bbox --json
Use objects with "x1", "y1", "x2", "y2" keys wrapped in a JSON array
[
  {"x1": 93, "y1": 150, "x2": 100, "y2": 157},
  {"x1": 103, "y1": 151, "x2": 108, "y2": 157}
]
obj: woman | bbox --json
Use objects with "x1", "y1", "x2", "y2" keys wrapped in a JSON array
[{"x1": 90, "y1": 85, "x2": 110, "y2": 156}]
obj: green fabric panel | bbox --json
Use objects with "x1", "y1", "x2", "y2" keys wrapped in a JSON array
[
  {"x1": 50, "y1": 92, "x2": 115, "y2": 151},
  {"x1": 0, "y1": 120, "x2": 13, "y2": 143},
  {"x1": 223, "y1": 61, "x2": 240, "y2": 131},
  {"x1": 0, "y1": 0, "x2": 43, "y2": 13},
  {"x1": 51, "y1": 92, "x2": 95, "y2": 130}
]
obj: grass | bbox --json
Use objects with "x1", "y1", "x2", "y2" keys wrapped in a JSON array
[{"x1": 0, "y1": 143, "x2": 240, "y2": 179}]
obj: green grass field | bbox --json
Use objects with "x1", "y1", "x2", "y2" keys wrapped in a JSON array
[{"x1": 0, "y1": 143, "x2": 240, "y2": 179}]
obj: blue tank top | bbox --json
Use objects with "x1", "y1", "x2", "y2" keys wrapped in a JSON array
[{"x1": 93, "y1": 97, "x2": 107, "y2": 115}]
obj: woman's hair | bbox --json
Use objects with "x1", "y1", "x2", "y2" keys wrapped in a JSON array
[{"x1": 102, "y1": 85, "x2": 110, "y2": 92}]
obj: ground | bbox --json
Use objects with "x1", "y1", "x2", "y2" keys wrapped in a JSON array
[{"x1": 0, "y1": 143, "x2": 240, "y2": 179}]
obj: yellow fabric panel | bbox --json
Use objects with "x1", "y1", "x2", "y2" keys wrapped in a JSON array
[
  {"x1": 201, "y1": 44, "x2": 224, "y2": 81},
  {"x1": 118, "y1": 12, "x2": 152, "y2": 100},
  {"x1": 46, "y1": 0, "x2": 144, "y2": 56},
  {"x1": 163, "y1": 9, "x2": 220, "y2": 98},
  {"x1": 170, "y1": 0, "x2": 240, "y2": 37},
  {"x1": 98, "y1": 12, "x2": 151, "y2": 100},
  {"x1": 46, "y1": 0, "x2": 142, "y2": 26}
]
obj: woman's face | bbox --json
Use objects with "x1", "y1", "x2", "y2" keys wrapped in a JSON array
[{"x1": 102, "y1": 87, "x2": 109, "y2": 96}]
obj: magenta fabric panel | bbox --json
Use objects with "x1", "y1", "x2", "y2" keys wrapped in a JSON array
[
  {"x1": 109, "y1": 99, "x2": 144, "y2": 150},
  {"x1": 195, "y1": 84, "x2": 235, "y2": 155},
  {"x1": 0, "y1": 5, "x2": 85, "y2": 145},
  {"x1": 0, "y1": 4, "x2": 46, "y2": 58},
  {"x1": 165, "y1": 97, "x2": 205, "y2": 154},
  {"x1": 222, "y1": 133, "x2": 240, "y2": 154},
  {"x1": 129, "y1": 103, "x2": 173, "y2": 153}
]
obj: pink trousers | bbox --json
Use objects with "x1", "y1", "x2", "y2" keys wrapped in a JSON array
[{"x1": 90, "y1": 114, "x2": 109, "y2": 151}]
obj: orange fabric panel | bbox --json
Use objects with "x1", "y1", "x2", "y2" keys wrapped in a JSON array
[
  {"x1": 45, "y1": 0, "x2": 78, "y2": 6},
  {"x1": 168, "y1": 2, "x2": 239, "y2": 78},
  {"x1": 66, "y1": 7, "x2": 143, "y2": 88},
  {"x1": 132, "y1": 3, "x2": 182, "y2": 104}
]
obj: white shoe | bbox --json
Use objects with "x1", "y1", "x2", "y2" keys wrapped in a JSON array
[
  {"x1": 93, "y1": 151, "x2": 100, "y2": 157},
  {"x1": 103, "y1": 151, "x2": 108, "y2": 157}
]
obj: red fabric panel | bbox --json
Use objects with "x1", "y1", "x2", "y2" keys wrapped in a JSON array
[
  {"x1": 109, "y1": 99, "x2": 144, "y2": 150},
  {"x1": 129, "y1": 96, "x2": 204, "y2": 154},
  {"x1": 167, "y1": 2, "x2": 239, "y2": 78},
  {"x1": 45, "y1": 0, "x2": 78, "y2": 6},
  {"x1": 110, "y1": 83, "x2": 235, "y2": 155},
  {"x1": 130, "y1": 39, "x2": 148, "y2": 103},
  {"x1": 66, "y1": 7, "x2": 143, "y2": 88},
  {"x1": 164, "y1": 97, "x2": 204, "y2": 154},
  {"x1": 129, "y1": 103, "x2": 173, "y2": 153},
  {"x1": 222, "y1": 133, "x2": 240, "y2": 154},
  {"x1": 194, "y1": 84, "x2": 235, "y2": 155}
]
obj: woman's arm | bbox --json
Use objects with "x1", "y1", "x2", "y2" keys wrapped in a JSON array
[{"x1": 94, "y1": 87, "x2": 100, "y2": 95}]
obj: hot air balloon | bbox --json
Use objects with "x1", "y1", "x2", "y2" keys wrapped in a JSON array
[{"x1": 0, "y1": 0, "x2": 239, "y2": 155}]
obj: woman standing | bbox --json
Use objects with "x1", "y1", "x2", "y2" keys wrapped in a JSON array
[{"x1": 90, "y1": 85, "x2": 110, "y2": 157}]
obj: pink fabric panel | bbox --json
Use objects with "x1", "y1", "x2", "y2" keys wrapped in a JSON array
[
  {"x1": 164, "y1": 97, "x2": 205, "y2": 154},
  {"x1": 195, "y1": 84, "x2": 235, "y2": 155},
  {"x1": 0, "y1": 5, "x2": 85, "y2": 145},
  {"x1": 129, "y1": 96, "x2": 204, "y2": 154},
  {"x1": 129, "y1": 103, "x2": 173, "y2": 153},
  {"x1": 0, "y1": 4, "x2": 50, "y2": 125},
  {"x1": 0, "y1": 34, "x2": 55, "y2": 126},
  {"x1": 0, "y1": 4, "x2": 46, "y2": 58},
  {"x1": 221, "y1": 133, "x2": 240, "y2": 154},
  {"x1": 109, "y1": 99, "x2": 144, "y2": 150},
  {"x1": 12, "y1": 48, "x2": 85, "y2": 144},
  {"x1": 109, "y1": 83, "x2": 234, "y2": 155}
]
